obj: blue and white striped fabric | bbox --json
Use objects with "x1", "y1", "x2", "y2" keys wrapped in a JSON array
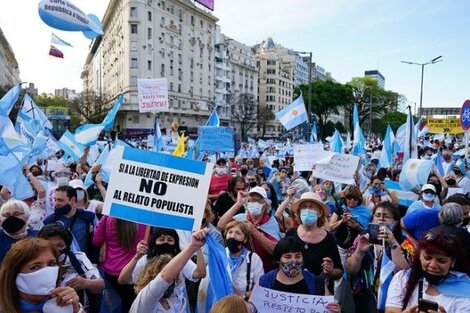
[
  {"x1": 310, "y1": 121, "x2": 318, "y2": 143},
  {"x1": 58, "y1": 130, "x2": 85, "y2": 162},
  {"x1": 21, "y1": 94, "x2": 53, "y2": 130},
  {"x1": 0, "y1": 83, "x2": 21, "y2": 116},
  {"x1": 379, "y1": 124, "x2": 394, "y2": 168},
  {"x1": 275, "y1": 95, "x2": 308, "y2": 131},
  {"x1": 377, "y1": 251, "x2": 394, "y2": 310},
  {"x1": 0, "y1": 115, "x2": 28, "y2": 155},
  {"x1": 434, "y1": 147, "x2": 445, "y2": 177},
  {"x1": 399, "y1": 158, "x2": 433, "y2": 191},
  {"x1": 330, "y1": 129, "x2": 343, "y2": 153},
  {"x1": 383, "y1": 179, "x2": 418, "y2": 207},
  {"x1": 403, "y1": 107, "x2": 417, "y2": 163},
  {"x1": 352, "y1": 103, "x2": 365, "y2": 156}
]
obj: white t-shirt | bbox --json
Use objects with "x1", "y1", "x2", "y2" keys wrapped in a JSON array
[
  {"x1": 227, "y1": 249, "x2": 264, "y2": 294},
  {"x1": 386, "y1": 269, "x2": 470, "y2": 312}
]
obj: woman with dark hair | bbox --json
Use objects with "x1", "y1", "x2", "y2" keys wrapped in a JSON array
[
  {"x1": 259, "y1": 236, "x2": 341, "y2": 313},
  {"x1": 261, "y1": 181, "x2": 278, "y2": 211},
  {"x1": 346, "y1": 201, "x2": 410, "y2": 312},
  {"x1": 385, "y1": 228, "x2": 470, "y2": 312},
  {"x1": 213, "y1": 176, "x2": 246, "y2": 222}
]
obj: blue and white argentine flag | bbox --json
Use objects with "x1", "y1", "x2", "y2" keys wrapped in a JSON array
[
  {"x1": 275, "y1": 95, "x2": 308, "y2": 131},
  {"x1": 58, "y1": 130, "x2": 85, "y2": 162},
  {"x1": 377, "y1": 252, "x2": 395, "y2": 310},
  {"x1": 399, "y1": 158, "x2": 433, "y2": 191}
]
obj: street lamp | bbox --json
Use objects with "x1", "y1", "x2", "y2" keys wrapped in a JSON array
[
  {"x1": 401, "y1": 55, "x2": 442, "y2": 117},
  {"x1": 295, "y1": 51, "x2": 313, "y2": 139}
]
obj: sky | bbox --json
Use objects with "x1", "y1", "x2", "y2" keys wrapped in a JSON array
[{"x1": 1, "y1": 0, "x2": 469, "y2": 112}]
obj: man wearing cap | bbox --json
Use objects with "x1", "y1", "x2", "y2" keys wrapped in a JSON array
[
  {"x1": 401, "y1": 184, "x2": 441, "y2": 243},
  {"x1": 69, "y1": 179, "x2": 103, "y2": 216},
  {"x1": 208, "y1": 158, "x2": 231, "y2": 203},
  {"x1": 218, "y1": 186, "x2": 281, "y2": 272}
]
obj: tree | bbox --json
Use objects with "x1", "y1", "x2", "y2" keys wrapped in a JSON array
[
  {"x1": 69, "y1": 90, "x2": 111, "y2": 124},
  {"x1": 294, "y1": 80, "x2": 354, "y2": 140},
  {"x1": 228, "y1": 93, "x2": 258, "y2": 141},
  {"x1": 258, "y1": 106, "x2": 275, "y2": 138},
  {"x1": 345, "y1": 77, "x2": 405, "y2": 132}
]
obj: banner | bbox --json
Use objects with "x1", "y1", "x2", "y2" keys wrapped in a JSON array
[
  {"x1": 427, "y1": 118, "x2": 463, "y2": 134},
  {"x1": 293, "y1": 144, "x2": 325, "y2": 171},
  {"x1": 250, "y1": 285, "x2": 333, "y2": 313},
  {"x1": 137, "y1": 78, "x2": 169, "y2": 113},
  {"x1": 311, "y1": 152, "x2": 360, "y2": 185},
  {"x1": 102, "y1": 146, "x2": 212, "y2": 231},
  {"x1": 198, "y1": 127, "x2": 234, "y2": 152}
]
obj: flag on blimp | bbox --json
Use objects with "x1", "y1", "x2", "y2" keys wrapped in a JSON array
[{"x1": 275, "y1": 94, "x2": 308, "y2": 131}]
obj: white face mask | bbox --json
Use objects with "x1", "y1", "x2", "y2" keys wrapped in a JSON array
[
  {"x1": 76, "y1": 190, "x2": 85, "y2": 201},
  {"x1": 16, "y1": 266, "x2": 59, "y2": 295},
  {"x1": 246, "y1": 202, "x2": 263, "y2": 216},
  {"x1": 215, "y1": 167, "x2": 227, "y2": 175}
]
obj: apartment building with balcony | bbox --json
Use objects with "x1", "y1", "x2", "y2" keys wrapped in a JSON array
[{"x1": 0, "y1": 28, "x2": 20, "y2": 89}]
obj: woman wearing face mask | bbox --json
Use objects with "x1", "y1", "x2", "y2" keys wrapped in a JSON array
[
  {"x1": 385, "y1": 228, "x2": 470, "y2": 313},
  {"x1": 313, "y1": 183, "x2": 335, "y2": 217},
  {"x1": 38, "y1": 222, "x2": 104, "y2": 313},
  {"x1": 213, "y1": 177, "x2": 247, "y2": 223},
  {"x1": 427, "y1": 172, "x2": 448, "y2": 204},
  {"x1": 0, "y1": 200, "x2": 38, "y2": 264},
  {"x1": 261, "y1": 181, "x2": 278, "y2": 211},
  {"x1": 285, "y1": 192, "x2": 343, "y2": 294},
  {"x1": 68, "y1": 179, "x2": 103, "y2": 216},
  {"x1": 129, "y1": 228, "x2": 209, "y2": 313},
  {"x1": 92, "y1": 216, "x2": 146, "y2": 312},
  {"x1": 362, "y1": 176, "x2": 399, "y2": 210},
  {"x1": 0, "y1": 238, "x2": 83, "y2": 313},
  {"x1": 346, "y1": 201, "x2": 410, "y2": 312},
  {"x1": 259, "y1": 237, "x2": 341, "y2": 313},
  {"x1": 218, "y1": 186, "x2": 281, "y2": 271},
  {"x1": 406, "y1": 184, "x2": 441, "y2": 214},
  {"x1": 198, "y1": 221, "x2": 263, "y2": 312}
]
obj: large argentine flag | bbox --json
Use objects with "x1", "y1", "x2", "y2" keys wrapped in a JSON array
[
  {"x1": 399, "y1": 158, "x2": 434, "y2": 190},
  {"x1": 276, "y1": 95, "x2": 308, "y2": 131},
  {"x1": 58, "y1": 130, "x2": 85, "y2": 161},
  {"x1": 377, "y1": 252, "x2": 394, "y2": 310}
]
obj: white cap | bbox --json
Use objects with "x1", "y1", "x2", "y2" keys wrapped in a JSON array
[
  {"x1": 421, "y1": 184, "x2": 436, "y2": 193},
  {"x1": 248, "y1": 186, "x2": 267, "y2": 199},
  {"x1": 69, "y1": 179, "x2": 85, "y2": 190}
]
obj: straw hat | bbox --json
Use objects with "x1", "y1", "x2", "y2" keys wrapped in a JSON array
[{"x1": 291, "y1": 192, "x2": 330, "y2": 217}]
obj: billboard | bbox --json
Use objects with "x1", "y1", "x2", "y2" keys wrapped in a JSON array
[{"x1": 195, "y1": 0, "x2": 214, "y2": 10}]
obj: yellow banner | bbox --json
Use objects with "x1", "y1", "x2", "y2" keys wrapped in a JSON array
[{"x1": 427, "y1": 118, "x2": 463, "y2": 134}]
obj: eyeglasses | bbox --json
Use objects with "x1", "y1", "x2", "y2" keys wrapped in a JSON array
[
  {"x1": 1, "y1": 211, "x2": 24, "y2": 218},
  {"x1": 247, "y1": 302, "x2": 258, "y2": 313},
  {"x1": 373, "y1": 213, "x2": 393, "y2": 220}
]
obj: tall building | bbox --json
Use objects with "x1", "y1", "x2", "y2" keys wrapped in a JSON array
[
  {"x1": 365, "y1": 69, "x2": 385, "y2": 89},
  {"x1": 81, "y1": 0, "x2": 218, "y2": 137},
  {"x1": 293, "y1": 53, "x2": 309, "y2": 87},
  {"x1": 0, "y1": 28, "x2": 20, "y2": 88},
  {"x1": 55, "y1": 88, "x2": 79, "y2": 100}
]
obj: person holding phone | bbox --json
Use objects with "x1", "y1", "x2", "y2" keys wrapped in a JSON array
[
  {"x1": 385, "y1": 227, "x2": 470, "y2": 313},
  {"x1": 346, "y1": 201, "x2": 409, "y2": 312},
  {"x1": 362, "y1": 176, "x2": 399, "y2": 209}
]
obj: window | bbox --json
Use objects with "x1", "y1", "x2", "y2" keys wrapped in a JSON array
[
  {"x1": 200, "y1": 20, "x2": 204, "y2": 28},
  {"x1": 131, "y1": 58, "x2": 138, "y2": 68},
  {"x1": 170, "y1": 36, "x2": 174, "y2": 47},
  {"x1": 160, "y1": 64, "x2": 165, "y2": 76},
  {"x1": 131, "y1": 76, "x2": 138, "y2": 85},
  {"x1": 190, "y1": 15, "x2": 194, "y2": 26},
  {"x1": 147, "y1": 60, "x2": 152, "y2": 70},
  {"x1": 160, "y1": 32, "x2": 165, "y2": 43},
  {"x1": 161, "y1": 1, "x2": 166, "y2": 10},
  {"x1": 267, "y1": 60, "x2": 276, "y2": 65},
  {"x1": 131, "y1": 24, "x2": 138, "y2": 34},
  {"x1": 130, "y1": 7, "x2": 137, "y2": 17},
  {"x1": 147, "y1": 11, "x2": 152, "y2": 21},
  {"x1": 133, "y1": 115, "x2": 139, "y2": 124},
  {"x1": 178, "y1": 54, "x2": 182, "y2": 64},
  {"x1": 267, "y1": 69, "x2": 276, "y2": 74},
  {"x1": 147, "y1": 27, "x2": 152, "y2": 40},
  {"x1": 170, "y1": 66, "x2": 173, "y2": 76},
  {"x1": 169, "y1": 5, "x2": 174, "y2": 14},
  {"x1": 160, "y1": 17, "x2": 165, "y2": 27},
  {"x1": 131, "y1": 41, "x2": 137, "y2": 51},
  {"x1": 169, "y1": 82, "x2": 174, "y2": 91},
  {"x1": 178, "y1": 84, "x2": 181, "y2": 92}
]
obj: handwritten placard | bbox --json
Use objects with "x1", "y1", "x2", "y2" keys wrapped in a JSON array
[
  {"x1": 137, "y1": 78, "x2": 169, "y2": 113},
  {"x1": 250, "y1": 285, "x2": 334, "y2": 313},
  {"x1": 311, "y1": 152, "x2": 360, "y2": 184},
  {"x1": 293, "y1": 144, "x2": 326, "y2": 171},
  {"x1": 198, "y1": 127, "x2": 234, "y2": 152}
]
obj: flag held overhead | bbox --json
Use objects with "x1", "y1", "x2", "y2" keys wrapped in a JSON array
[{"x1": 275, "y1": 94, "x2": 308, "y2": 131}]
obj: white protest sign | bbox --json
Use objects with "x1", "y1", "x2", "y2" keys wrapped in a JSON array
[
  {"x1": 137, "y1": 78, "x2": 169, "y2": 113},
  {"x1": 293, "y1": 144, "x2": 325, "y2": 171},
  {"x1": 250, "y1": 285, "x2": 334, "y2": 313},
  {"x1": 311, "y1": 152, "x2": 360, "y2": 185},
  {"x1": 102, "y1": 146, "x2": 212, "y2": 231},
  {"x1": 46, "y1": 159, "x2": 62, "y2": 172}
]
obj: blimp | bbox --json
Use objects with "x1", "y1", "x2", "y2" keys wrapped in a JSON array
[{"x1": 38, "y1": 0, "x2": 103, "y2": 39}]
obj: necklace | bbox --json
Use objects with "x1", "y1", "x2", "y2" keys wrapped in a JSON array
[{"x1": 304, "y1": 242, "x2": 309, "y2": 249}]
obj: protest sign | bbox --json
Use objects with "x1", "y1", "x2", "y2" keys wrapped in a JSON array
[
  {"x1": 311, "y1": 152, "x2": 360, "y2": 185},
  {"x1": 102, "y1": 146, "x2": 212, "y2": 231},
  {"x1": 137, "y1": 78, "x2": 169, "y2": 113},
  {"x1": 293, "y1": 144, "x2": 325, "y2": 171},
  {"x1": 427, "y1": 118, "x2": 463, "y2": 134},
  {"x1": 250, "y1": 285, "x2": 333, "y2": 313},
  {"x1": 198, "y1": 126, "x2": 234, "y2": 152}
]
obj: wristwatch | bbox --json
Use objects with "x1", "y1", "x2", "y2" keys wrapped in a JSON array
[{"x1": 391, "y1": 243, "x2": 400, "y2": 250}]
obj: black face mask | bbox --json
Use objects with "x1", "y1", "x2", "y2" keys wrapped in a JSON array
[
  {"x1": 240, "y1": 169, "x2": 248, "y2": 176},
  {"x1": 248, "y1": 181, "x2": 257, "y2": 188},
  {"x1": 54, "y1": 204, "x2": 72, "y2": 215},
  {"x1": 462, "y1": 217, "x2": 470, "y2": 227},
  {"x1": 446, "y1": 179, "x2": 456, "y2": 186},
  {"x1": 2, "y1": 216, "x2": 26, "y2": 234},
  {"x1": 226, "y1": 238, "x2": 244, "y2": 254},
  {"x1": 454, "y1": 170, "x2": 462, "y2": 176},
  {"x1": 423, "y1": 271, "x2": 448, "y2": 285},
  {"x1": 154, "y1": 243, "x2": 177, "y2": 256}
]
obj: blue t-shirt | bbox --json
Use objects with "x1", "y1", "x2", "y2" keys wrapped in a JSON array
[
  {"x1": 402, "y1": 208, "x2": 439, "y2": 240},
  {"x1": 0, "y1": 229, "x2": 38, "y2": 264},
  {"x1": 407, "y1": 200, "x2": 441, "y2": 214}
]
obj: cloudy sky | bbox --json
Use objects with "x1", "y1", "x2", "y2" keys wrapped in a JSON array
[{"x1": 1, "y1": 0, "x2": 469, "y2": 111}]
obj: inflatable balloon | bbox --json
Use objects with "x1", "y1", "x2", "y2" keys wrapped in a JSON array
[{"x1": 38, "y1": 0, "x2": 103, "y2": 39}]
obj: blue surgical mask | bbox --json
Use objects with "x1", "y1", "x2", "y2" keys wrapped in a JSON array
[
  {"x1": 300, "y1": 209, "x2": 318, "y2": 226},
  {"x1": 422, "y1": 192, "x2": 435, "y2": 202}
]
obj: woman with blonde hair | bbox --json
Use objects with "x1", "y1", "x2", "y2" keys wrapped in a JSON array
[
  {"x1": 209, "y1": 294, "x2": 256, "y2": 313},
  {"x1": 134, "y1": 254, "x2": 173, "y2": 294}
]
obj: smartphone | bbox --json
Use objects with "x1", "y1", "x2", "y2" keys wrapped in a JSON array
[
  {"x1": 418, "y1": 299, "x2": 439, "y2": 312},
  {"x1": 368, "y1": 223, "x2": 382, "y2": 244}
]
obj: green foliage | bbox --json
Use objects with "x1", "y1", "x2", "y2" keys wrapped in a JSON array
[
  {"x1": 35, "y1": 93, "x2": 68, "y2": 107},
  {"x1": 323, "y1": 121, "x2": 346, "y2": 137},
  {"x1": 372, "y1": 111, "x2": 408, "y2": 136}
]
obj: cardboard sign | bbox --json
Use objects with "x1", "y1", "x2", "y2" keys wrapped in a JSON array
[
  {"x1": 293, "y1": 144, "x2": 325, "y2": 171},
  {"x1": 198, "y1": 127, "x2": 234, "y2": 152},
  {"x1": 427, "y1": 118, "x2": 463, "y2": 134},
  {"x1": 250, "y1": 285, "x2": 334, "y2": 313},
  {"x1": 137, "y1": 78, "x2": 169, "y2": 113},
  {"x1": 102, "y1": 146, "x2": 212, "y2": 231},
  {"x1": 311, "y1": 152, "x2": 360, "y2": 185}
]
